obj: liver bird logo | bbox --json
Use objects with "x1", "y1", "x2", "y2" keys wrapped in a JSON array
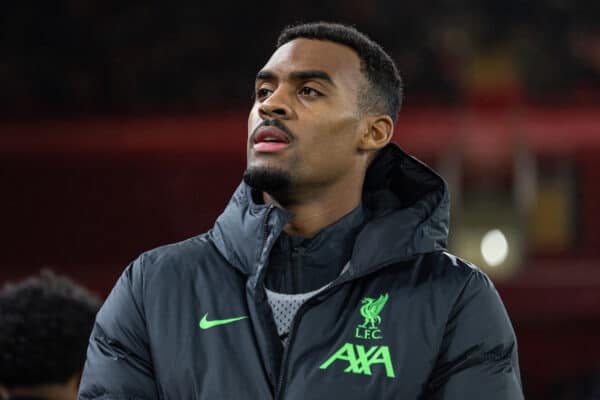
[{"x1": 359, "y1": 293, "x2": 389, "y2": 329}]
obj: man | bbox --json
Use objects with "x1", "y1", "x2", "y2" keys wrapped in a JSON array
[
  {"x1": 0, "y1": 271, "x2": 100, "y2": 400},
  {"x1": 80, "y1": 22, "x2": 523, "y2": 399}
]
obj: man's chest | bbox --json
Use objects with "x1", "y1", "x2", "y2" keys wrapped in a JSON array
[{"x1": 144, "y1": 272, "x2": 448, "y2": 399}]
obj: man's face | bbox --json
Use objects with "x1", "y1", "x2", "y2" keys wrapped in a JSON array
[{"x1": 246, "y1": 38, "x2": 367, "y2": 198}]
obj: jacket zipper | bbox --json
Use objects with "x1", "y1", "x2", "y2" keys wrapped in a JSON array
[{"x1": 273, "y1": 289, "x2": 330, "y2": 400}]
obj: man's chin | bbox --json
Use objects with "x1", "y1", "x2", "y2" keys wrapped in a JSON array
[{"x1": 242, "y1": 166, "x2": 292, "y2": 194}]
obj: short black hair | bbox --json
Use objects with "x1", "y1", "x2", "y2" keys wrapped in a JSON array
[
  {"x1": 0, "y1": 270, "x2": 101, "y2": 388},
  {"x1": 277, "y1": 22, "x2": 403, "y2": 123}
]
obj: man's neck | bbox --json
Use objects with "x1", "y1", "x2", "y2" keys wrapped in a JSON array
[{"x1": 263, "y1": 180, "x2": 363, "y2": 237}]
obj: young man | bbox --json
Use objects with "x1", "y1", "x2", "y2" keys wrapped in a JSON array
[
  {"x1": 80, "y1": 22, "x2": 523, "y2": 399},
  {"x1": 0, "y1": 271, "x2": 100, "y2": 400}
]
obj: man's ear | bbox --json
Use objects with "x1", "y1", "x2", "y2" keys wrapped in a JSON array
[{"x1": 358, "y1": 114, "x2": 394, "y2": 152}]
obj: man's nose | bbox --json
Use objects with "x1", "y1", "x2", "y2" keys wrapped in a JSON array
[{"x1": 258, "y1": 88, "x2": 293, "y2": 119}]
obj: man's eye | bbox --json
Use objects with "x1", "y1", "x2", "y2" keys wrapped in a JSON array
[
  {"x1": 299, "y1": 87, "x2": 322, "y2": 97},
  {"x1": 256, "y1": 88, "x2": 272, "y2": 99}
]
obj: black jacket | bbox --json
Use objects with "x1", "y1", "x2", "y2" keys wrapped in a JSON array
[{"x1": 79, "y1": 144, "x2": 523, "y2": 399}]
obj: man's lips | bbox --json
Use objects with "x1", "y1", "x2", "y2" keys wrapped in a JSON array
[{"x1": 252, "y1": 126, "x2": 291, "y2": 153}]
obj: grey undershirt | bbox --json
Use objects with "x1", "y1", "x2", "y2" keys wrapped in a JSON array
[{"x1": 265, "y1": 262, "x2": 351, "y2": 346}]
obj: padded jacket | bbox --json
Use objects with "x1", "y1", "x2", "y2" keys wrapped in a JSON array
[{"x1": 79, "y1": 144, "x2": 523, "y2": 399}]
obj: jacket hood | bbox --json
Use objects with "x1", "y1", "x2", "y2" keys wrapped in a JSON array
[{"x1": 210, "y1": 143, "x2": 449, "y2": 279}]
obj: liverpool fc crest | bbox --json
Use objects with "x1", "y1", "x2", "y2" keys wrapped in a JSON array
[{"x1": 355, "y1": 293, "x2": 388, "y2": 340}]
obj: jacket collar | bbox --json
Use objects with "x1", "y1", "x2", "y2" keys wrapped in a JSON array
[{"x1": 209, "y1": 143, "x2": 449, "y2": 280}]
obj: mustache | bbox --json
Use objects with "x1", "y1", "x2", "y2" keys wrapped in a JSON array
[{"x1": 250, "y1": 119, "x2": 296, "y2": 143}]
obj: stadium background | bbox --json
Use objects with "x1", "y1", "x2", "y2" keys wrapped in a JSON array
[{"x1": 1, "y1": 1, "x2": 599, "y2": 398}]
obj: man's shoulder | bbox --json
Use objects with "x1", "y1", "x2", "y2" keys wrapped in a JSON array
[
  {"x1": 419, "y1": 251, "x2": 505, "y2": 313},
  {"x1": 138, "y1": 232, "x2": 214, "y2": 266},
  {"x1": 414, "y1": 251, "x2": 496, "y2": 294},
  {"x1": 126, "y1": 231, "x2": 232, "y2": 282},
  {"x1": 423, "y1": 251, "x2": 483, "y2": 276}
]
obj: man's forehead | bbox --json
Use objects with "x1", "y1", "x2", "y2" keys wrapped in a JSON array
[{"x1": 260, "y1": 38, "x2": 362, "y2": 83}]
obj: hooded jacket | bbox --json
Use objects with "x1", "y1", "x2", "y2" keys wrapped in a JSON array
[{"x1": 79, "y1": 144, "x2": 523, "y2": 399}]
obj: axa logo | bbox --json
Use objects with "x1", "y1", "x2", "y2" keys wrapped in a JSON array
[{"x1": 319, "y1": 342, "x2": 395, "y2": 378}]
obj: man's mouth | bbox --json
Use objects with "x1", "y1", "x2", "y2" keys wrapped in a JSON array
[{"x1": 252, "y1": 126, "x2": 291, "y2": 153}]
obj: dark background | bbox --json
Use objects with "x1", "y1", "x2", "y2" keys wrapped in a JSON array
[{"x1": 2, "y1": 1, "x2": 600, "y2": 398}]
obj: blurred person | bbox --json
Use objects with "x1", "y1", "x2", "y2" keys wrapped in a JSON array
[
  {"x1": 80, "y1": 22, "x2": 523, "y2": 399},
  {"x1": 0, "y1": 271, "x2": 100, "y2": 400}
]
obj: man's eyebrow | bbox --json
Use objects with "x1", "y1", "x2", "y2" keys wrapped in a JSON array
[
  {"x1": 290, "y1": 70, "x2": 335, "y2": 86},
  {"x1": 256, "y1": 70, "x2": 275, "y2": 81},
  {"x1": 255, "y1": 69, "x2": 335, "y2": 86}
]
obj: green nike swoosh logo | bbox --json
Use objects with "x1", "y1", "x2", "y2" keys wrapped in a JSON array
[{"x1": 198, "y1": 313, "x2": 248, "y2": 330}]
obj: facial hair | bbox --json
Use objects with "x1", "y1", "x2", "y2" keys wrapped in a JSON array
[{"x1": 242, "y1": 166, "x2": 292, "y2": 196}]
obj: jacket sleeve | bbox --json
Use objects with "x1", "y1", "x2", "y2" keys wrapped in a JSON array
[
  {"x1": 79, "y1": 257, "x2": 158, "y2": 400},
  {"x1": 423, "y1": 270, "x2": 524, "y2": 400}
]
